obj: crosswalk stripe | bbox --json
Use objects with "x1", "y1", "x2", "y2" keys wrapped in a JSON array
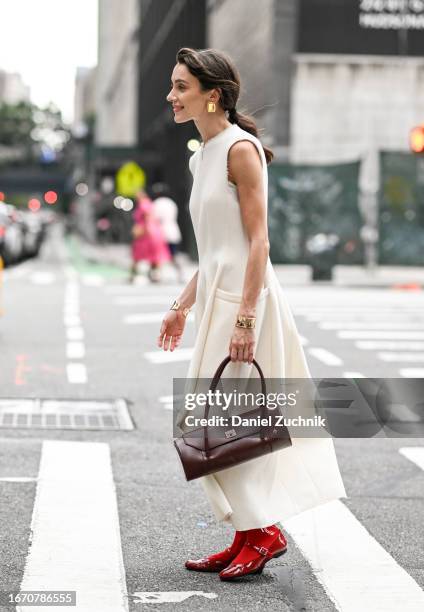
[
  {"x1": 103, "y1": 283, "x2": 181, "y2": 294},
  {"x1": 132, "y1": 592, "x2": 217, "y2": 603},
  {"x1": 144, "y1": 348, "x2": 194, "y2": 363},
  {"x1": 66, "y1": 326, "x2": 84, "y2": 341},
  {"x1": 124, "y1": 313, "x2": 167, "y2": 324},
  {"x1": 114, "y1": 296, "x2": 172, "y2": 305},
  {"x1": 159, "y1": 395, "x2": 173, "y2": 410},
  {"x1": 66, "y1": 363, "x2": 87, "y2": 384},
  {"x1": 342, "y1": 372, "x2": 365, "y2": 378},
  {"x1": 307, "y1": 348, "x2": 343, "y2": 366},
  {"x1": 17, "y1": 441, "x2": 129, "y2": 612},
  {"x1": 29, "y1": 272, "x2": 56, "y2": 285},
  {"x1": 124, "y1": 312, "x2": 193, "y2": 325},
  {"x1": 81, "y1": 274, "x2": 104, "y2": 286},
  {"x1": 64, "y1": 315, "x2": 81, "y2": 327},
  {"x1": 399, "y1": 447, "x2": 424, "y2": 470},
  {"x1": 295, "y1": 307, "x2": 424, "y2": 315},
  {"x1": 306, "y1": 313, "x2": 424, "y2": 321},
  {"x1": 285, "y1": 499, "x2": 424, "y2": 612},
  {"x1": 320, "y1": 322, "x2": 424, "y2": 330},
  {"x1": 66, "y1": 342, "x2": 85, "y2": 359},
  {"x1": 339, "y1": 331, "x2": 424, "y2": 340},
  {"x1": 2, "y1": 261, "x2": 34, "y2": 280},
  {"x1": 356, "y1": 341, "x2": 424, "y2": 350},
  {"x1": 378, "y1": 352, "x2": 424, "y2": 362},
  {"x1": 400, "y1": 369, "x2": 424, "y2": 377},
  {"x1": 0, "y1": 477, "x2": 37, "y2": 482},
  {"x1": 64, "y1": 304, "x2": 79, "y2": 316}
]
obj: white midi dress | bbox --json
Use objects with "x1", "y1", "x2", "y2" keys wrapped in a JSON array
[{"x1": 182, "y1": 123, "x2": 347, "y2": 530}]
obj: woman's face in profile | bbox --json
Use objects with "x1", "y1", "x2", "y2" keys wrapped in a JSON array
[{"x1": 166, "y1": 63, "x2": 211, "y2": 123}]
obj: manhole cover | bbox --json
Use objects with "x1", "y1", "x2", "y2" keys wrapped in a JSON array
[{"x1": 0, "y1": 399, "x2": 134, "y2": 430}]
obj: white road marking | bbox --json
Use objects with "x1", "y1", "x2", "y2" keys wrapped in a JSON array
[
  {"x1": 159, "y1": 395, "x2": 174, "y2": 410},
  {"x1": 356, "y1": 341, "x2": 424, "y2": 351},
  {"x1": 124, "y1": 312, "x2": 193, "y2": 325},
  {"x1": 66, "y1": 326, "x2": 84, "y2": 341},
  {"x1": 64, "y1": 315, "x2": 81, "y2": 327},
  {"x1": 339, "y1": 331, "x2": 424, "y2": 340},
  {"x1": 66, "y1": 363, "x2": 87, "y2": 384},
  {"x1": 399, "y1": 447, "x2": 424, "y2": 470},
  {"x1": 124, "y1": 313, "x2": 167, "y2": 324},
  {"x1": 400, "y1": 369, "x2": 424, "y2": 377},
  {"x1": 285, "y1": 499, "x2": 424, "y2": 612},
  {"x1": 307, "y1": 348, "x2": 343, "y2": 366},
  {"x1": 104, "y1": 283, "x2": 173, "y2": 294},
  {"x1": 0, "y1": 477, "x2": 37, "y2": 482},
  {"x1": 64, "y1": 304, "x2": 80, "y2": 316},
  {"x1": 64, "y1": 301, "x2": 79, "y2": 311},
  {"x1": 65, "y1": 280, "x2": 79, "y2": 293},
  {"x1": 306, "y1": 313, "x2": 424, "y2": 321},
  {"x1": 2, "y1": 260, "x2": 35, "y2": 279},
  {"x1": 17, "y1": 441, "x2": 129, "y2": 612},
  {"x1": 320, "y1": 322, "x2": 424, "y2": 330},
  {"x1": 295, "y1": 307, "x2": 424, "y2": 315},
  {"x1": 298, "y1": 335, "x2": 309, "y2": 345},
  {"x1": 29, "y1": 271, "x2": 55, "y2": 285},
  {"x1": 81, "y1": 274, "x2": 104, "y2": 286},
  {"x1": 132, "y1": 592, "x2": 217, "y2": 604},
  {"x1": 114, "y1": 296, "x2": 172, "y2": 306},
  {"x1": 159, "y1": 395, "x2": 173, "y2": 403},
  {"x1": 144, "y1": 348, "x2": 194, "y2": 363},
  {"x1": 64, "y1": 265, "x2": 79, "y2": 280},
  {"x1": 378, "y1": 352, "x2": 424, "y2": 362},
  {"x1": 343, "y1": 372, "x2": 365, "y2": 378},
  {"x1": 66, "y1": 342, "x2": 85, "y2": 359}
]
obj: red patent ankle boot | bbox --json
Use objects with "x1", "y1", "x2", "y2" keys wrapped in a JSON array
[
  {"x1": 185, "y1": 530, "x2": 247, "y2": 572},
  {"x1": 219, "y1": 524, "x2": 287, "y2": 581}
]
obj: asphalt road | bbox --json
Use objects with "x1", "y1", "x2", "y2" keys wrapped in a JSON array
[{"x1": 0, "y1": 225, "x2": 423, "y2": 612}]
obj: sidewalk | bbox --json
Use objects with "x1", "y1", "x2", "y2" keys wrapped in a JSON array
[{"x1": 73, "y1": 235, "x2": 424, "y2": 289}]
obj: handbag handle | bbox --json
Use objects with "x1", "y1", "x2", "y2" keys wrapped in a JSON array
[{"x1": 203, "y1": 356, "x2": 267, "y2": 455}]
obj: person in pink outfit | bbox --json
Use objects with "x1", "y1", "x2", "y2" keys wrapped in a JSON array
[{"x1": 130, "y1": 190, "x2": 171, "y2": 283}]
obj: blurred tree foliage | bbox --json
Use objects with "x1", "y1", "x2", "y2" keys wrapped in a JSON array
[
  {"x1": 0, "y1": 101, "x2": 36, "y2": 146},
  {"x1": 0, "y1": 100, "x2": 70, "y2": 159}
]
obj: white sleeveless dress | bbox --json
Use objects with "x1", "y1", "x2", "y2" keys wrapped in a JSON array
[{"x1": 184, "y1": 123, "x2": 347, "y2": 530}]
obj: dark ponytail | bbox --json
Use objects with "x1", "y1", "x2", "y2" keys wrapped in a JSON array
[{"x1": 176, "y1": 47, "x2": 274, "y2": 165}]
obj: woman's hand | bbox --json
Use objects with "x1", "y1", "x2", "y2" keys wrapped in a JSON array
[
  {"x1": 229, "y1": 326, "x2": 255, "y2": 364},
  {"x1": 157, "y1": 310, "x2": 187, "y2": 351}
]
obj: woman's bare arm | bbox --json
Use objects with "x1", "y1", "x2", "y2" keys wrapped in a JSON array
[
  {"x1": 176, "y1": 269, "x2": 198, "y2": 311},
  {"x1": 228, "y1": 141, "x2": 269, "y2": 318}
]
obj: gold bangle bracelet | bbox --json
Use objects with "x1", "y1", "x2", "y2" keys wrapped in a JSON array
[
  {"x1": 235, "y1": 315, "x2": 256, "y2": 329},
  {"x1": 170, "y1": 299, "x2": 190, "y2": 318}
]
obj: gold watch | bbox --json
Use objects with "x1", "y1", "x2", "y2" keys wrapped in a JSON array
[{"x1": 170, "y1": 300, "x2": 190, "y2": 318}]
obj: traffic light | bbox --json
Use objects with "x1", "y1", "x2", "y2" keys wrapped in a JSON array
[{"x1": 410, "y1": 124, "x2": 424, "y2": 154}]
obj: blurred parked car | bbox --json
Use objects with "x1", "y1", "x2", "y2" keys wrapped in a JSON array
[
  {"x1": 0, "y1": 202, "x2": 24, "y2": 265},
  {"x1": 0, "y1": 202, "x2": 48, "y2": 266},
  {"x1": 16, "y1": 209, "x2": 45, "y2": 258}
]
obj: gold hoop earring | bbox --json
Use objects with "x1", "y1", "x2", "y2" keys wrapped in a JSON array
[{"x1": 207, "y1": 101, "x2": 216, "y2": 113}]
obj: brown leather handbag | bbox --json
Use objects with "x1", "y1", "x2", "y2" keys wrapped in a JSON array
[{"x1": 174, "y1": 355, "x2": 292, "y2": 481}]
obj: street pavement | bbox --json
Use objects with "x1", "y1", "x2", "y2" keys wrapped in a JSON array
[{"x1": 0, "y1": 224, "x2": 423, "y2": 612}]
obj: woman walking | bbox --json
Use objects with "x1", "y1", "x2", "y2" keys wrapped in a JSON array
[
  {"x1": 130, "y1": 189, "x2": 171, "y2": 283},
  {"x1": 157, "y1": 47, "x2": 346, "y2": 581}
]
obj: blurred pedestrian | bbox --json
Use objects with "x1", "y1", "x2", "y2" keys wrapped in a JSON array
[
  {"x1": 130, "y1": 190, "x2": 171, "y2": 283},
  {"x1": 151, "y1": 182, "x2": 185, "y2": 283}
]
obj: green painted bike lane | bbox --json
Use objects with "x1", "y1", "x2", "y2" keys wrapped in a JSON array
[{"x1": 65, "y1": 236, "x2": 129, "y2": 280}]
